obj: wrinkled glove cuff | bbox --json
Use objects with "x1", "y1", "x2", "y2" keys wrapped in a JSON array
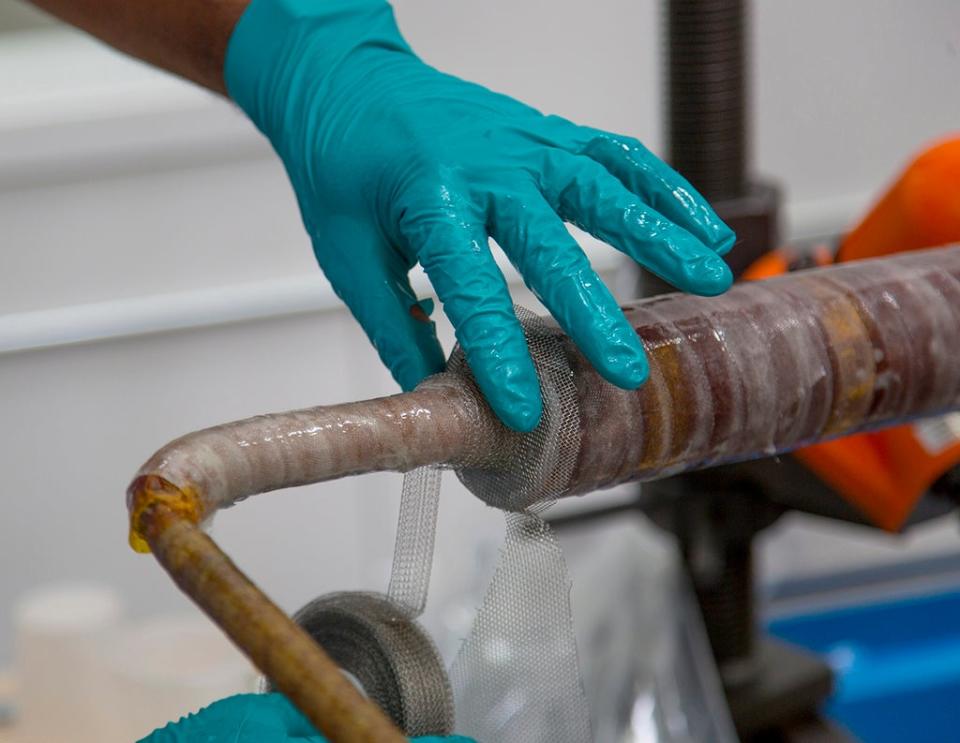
[{"x1": 225, "y1": 0, "x2": 412, "y2": 135}]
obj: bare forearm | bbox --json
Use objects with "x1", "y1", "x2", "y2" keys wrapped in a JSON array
[{"x1": 27, "y1": 0, "x2": 250, "y2": 94}]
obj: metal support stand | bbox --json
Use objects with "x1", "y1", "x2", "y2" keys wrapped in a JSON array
[
  {"x1": 650, "y1": 8, "x2": 835, "y2": 731},
  {"x1": 643, "y1": 0, "x2": 780, "y2": 300},
  {"x1": 644, "y1": 470, "x2": 842, "y2": 741}
]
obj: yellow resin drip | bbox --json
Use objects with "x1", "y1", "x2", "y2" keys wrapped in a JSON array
[{"x1": 128, "y1": 476, "x2": 203, "y2": 553}]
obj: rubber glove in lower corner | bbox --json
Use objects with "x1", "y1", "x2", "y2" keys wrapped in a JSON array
[
  {"x1": 225, "y1": 0, "x2": 736, "y2": 433},
  {"x1": 139, "y1": 693, "x2": 475, "y2": 742}
]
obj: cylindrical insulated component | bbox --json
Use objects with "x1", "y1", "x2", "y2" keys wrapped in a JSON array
[
  {"x1": 129, "y1": 247, "x2": 960, "y2": 523},
  {"x1": 560, "y1": 247, "x2": 960, "y2": 497}
]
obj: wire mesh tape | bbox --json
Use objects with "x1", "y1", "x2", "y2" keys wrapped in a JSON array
[
  {"x1": 388, "y1": 466, "x2": 443, "y2": 616},
  {"x1": 272, "y1": 592, "x2": 454, "y2": 737},
  {"x1": 447, "y1": 308, "x2": 593, "y2": 741},
  {"x1": 453, "y1": 309, "x2": 582, "y2": 511},
  {"x1": 449, "y1": 512, "x2": 593, "y2": 742}
]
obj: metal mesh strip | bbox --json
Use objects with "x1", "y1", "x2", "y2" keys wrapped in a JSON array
[
  {"x1": 449, "y1": 511, "x2": 592, "y2": 741},
  {"x1": 388, "y1": 466, "x2": 443, "y2": 616}
]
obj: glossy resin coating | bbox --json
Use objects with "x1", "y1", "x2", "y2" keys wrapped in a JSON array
[
  {"x1": 565, "y1": 247, "x2": 960, "y2": 494},
  {"x1": 130, "y1": 247, "x2": 960, "y2": 520}
]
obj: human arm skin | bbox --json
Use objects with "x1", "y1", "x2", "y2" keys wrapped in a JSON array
[{"x1": 26, "y1": 0, "x2": 246, "y2": 93}]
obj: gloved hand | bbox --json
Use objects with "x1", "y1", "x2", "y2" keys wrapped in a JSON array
[
  {"x1": 226, "y1": 0, "x2": 735, "y2": 432},
  {"x1": 139, "y1": 693, "x2": 474, "y2": 742}
]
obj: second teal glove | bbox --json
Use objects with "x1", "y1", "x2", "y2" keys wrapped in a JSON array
[
  {"x1": 226, "y1": 0, "x2": 735, "y2": 432},
  {"x1": 140, "y1": 693, "x2": 474, "y2": 742}
]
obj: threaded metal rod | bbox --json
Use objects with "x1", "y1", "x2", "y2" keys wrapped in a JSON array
[{"x1": 666, "y1": 0, "x2": 747, "y2": 200}]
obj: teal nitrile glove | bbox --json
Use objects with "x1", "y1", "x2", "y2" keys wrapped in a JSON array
[
  {"x1": 225, "y1": 0, "x2": 736, "y2": 432},
  {"x1": 139, "y1": 693, "x2": 475, "y2": 742}
]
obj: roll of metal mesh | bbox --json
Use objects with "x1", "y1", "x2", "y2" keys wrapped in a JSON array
[{"x1": 278, "y1": 592, "x2": 454, "y2": 737}]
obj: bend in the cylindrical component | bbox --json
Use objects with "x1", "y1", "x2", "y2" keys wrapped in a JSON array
[
  {"x1": 127, "y1": 474, "x2": 203, "y2": 552},
  {"x1": 126, "y1": 377, "x2": 501, "y2": 550}
]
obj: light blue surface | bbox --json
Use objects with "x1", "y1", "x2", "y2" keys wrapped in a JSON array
[
  {"x1": 225, "y1": 0, "x2": 734, "y2": 431},
  {"x1": 139, "y1": 693, "x2": 474, "y2": 742},
  {"x1": 768, "y1": 587, "x2": 960, "y2": 743}
]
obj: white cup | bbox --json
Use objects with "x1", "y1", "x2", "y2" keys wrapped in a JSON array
[
  {"x1": 13, "y1": 583, "x2": 123, "y2": 743},
  {"x1": 92, "y1": 614, "x2": 256, "y2": 740}
]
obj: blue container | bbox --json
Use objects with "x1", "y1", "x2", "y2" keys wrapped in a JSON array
[{"x1": 768, "y1": 587, "x2": 960, "y2": 743}]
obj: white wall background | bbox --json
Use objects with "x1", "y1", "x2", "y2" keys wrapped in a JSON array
[{"x1": 1, "y1": 0, "x2": 960, "y2": 671}]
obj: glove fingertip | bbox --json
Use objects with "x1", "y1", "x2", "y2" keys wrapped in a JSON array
[
  {"x1": 484, "y1": 363, "x2": 543, "y2": 433},
  {"x1": 369, "y1": 308, "x2": 446, "y2": 391},
  {"x1": 688, "y1": 254, "x2": 734, "y2": 296},
  {"x1": 603, "y1": 346, "x2": 650, "y2": 390},
  {"x1": 464, "y1": 335, "x2": 543, "y2": 431},
  {"x1": 506, "y1": 393, "x2": 543, "y2": 433},
  {"x1": 713, "y1": 229, "x2": 737, "y2": 256},
  {"x1": 388, "y1": 339, "x2": 447, "y2": 391}
]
